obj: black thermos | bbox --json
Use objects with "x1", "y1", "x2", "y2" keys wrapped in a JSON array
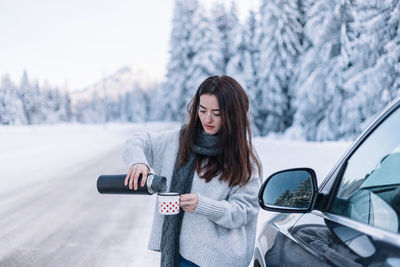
[{"x1": 97, "y1": 174, "x2": 167, "y2": 195}]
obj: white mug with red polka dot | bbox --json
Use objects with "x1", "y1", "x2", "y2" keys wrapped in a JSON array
[{"x1": 158, "y1": 192, "x2": 180, "y2": 215}]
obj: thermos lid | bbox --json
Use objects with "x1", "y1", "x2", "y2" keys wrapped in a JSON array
[{"x1": 148, "y1": 174, "x2": 167, "y2": 194}]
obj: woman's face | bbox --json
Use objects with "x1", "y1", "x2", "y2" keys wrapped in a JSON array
[{"x1": 198, "y1": 94, "x2": 221, "y2": 135}]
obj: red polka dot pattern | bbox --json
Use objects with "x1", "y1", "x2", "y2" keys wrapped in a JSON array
[{"x1": 159, "y1": 201, "x2": 179, "y2": 215}]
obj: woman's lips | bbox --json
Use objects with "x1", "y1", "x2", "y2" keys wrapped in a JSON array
[{"x1": 205, "y1": 125, "x2": 214, "y2": 130}]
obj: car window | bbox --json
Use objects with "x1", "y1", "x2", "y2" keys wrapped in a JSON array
[{"x1": 330, "y1": 106, "x2": 400, "y2": 233}]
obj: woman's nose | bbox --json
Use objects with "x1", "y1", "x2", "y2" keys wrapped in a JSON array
[{"x1": 206, "y1": 113, "x2": 213, "y2": 122}]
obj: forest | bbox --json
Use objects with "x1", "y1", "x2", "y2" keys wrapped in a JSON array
[{"x1": 1, "y1": 0, "x2": 399, "y2": 141}]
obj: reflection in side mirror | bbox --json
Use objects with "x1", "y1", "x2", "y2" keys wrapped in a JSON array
[{"x1": 259, "y1": 168, "x2": 318, "y2": 212}]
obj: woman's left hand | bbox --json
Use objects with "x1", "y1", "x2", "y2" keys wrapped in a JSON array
[{"x1": 180, "y1": 193, "x2": 198, "y2": 213}]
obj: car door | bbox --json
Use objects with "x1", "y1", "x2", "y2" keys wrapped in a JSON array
[{"x1": 268, "y1": 100, "x2": 400, "y2": 266}]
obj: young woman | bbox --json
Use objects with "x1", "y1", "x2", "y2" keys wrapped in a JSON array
[{"x1": 122, "y1": 75, "x2": 262, "y2": 267}]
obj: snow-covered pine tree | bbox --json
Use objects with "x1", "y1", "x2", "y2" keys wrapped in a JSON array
[
  {"x1": 17, "y1": 71, "x2": 49, "y2": 124},
  {"x1": 386, "y1": 0, "x2": 400, "y2": 99},
  {"x1": 18, "y1": 71, "x2": 35, "y2": 124},
  {"x1": 0, "y1": 74, "x2": 26, "y2": 124},
  {"x1": 38, "y1": 82, "x2": 72, "y2": 123},
  {"x1": 125, "y1": 87, "x2": 149, "y2": 122},
  {"x1": 61, "y1": 90, "x2": 73, "y2": 122},
  {"x1": 295, "y1": 0, "x2": 400, "y2": 140},
  {"x1": 42, "y1": 84, "x2": 61, "y2": 123},
  {"x1": 119, "y1": 92, "x2": 130, "y2": 122},
  {"x1": 255, "y1": 0, "x2": 302, "y2": 135},
  {"x1": 211, "y1": 1, "x2": 240, "y2": 75},
  {"x1": 291, "y1": 0, "x2": 334, "y2": 91},
  {"x1": 293, "y1": 0, "x2": 356, "y2": 140},
  {"x1": 145, "y1": 82, "x2": 166, "y2": 121},
  {"x1": 32, "y1": 81, "x2": 47, "y2": 123},
  {"x1": 114, "y1": 82, "x2": 152, "y2": 123},
  {"x1": 293, "y1": 0, "x2": 338, "y2": 140},
  {"x1": 165, "y1": 0, "x2": 199, "y2": 121},
  {"x1": 83, "y1": 91, "x2": 106, "y2": 123},
  {"x1": 226, "y1": 10, "x2": 260, "y2": 134},
  {"x1": 366, "y1": 0, "x2": 400, "y2": 115},
  {"x1": 165, "y1": 0, "x2": 221, "y2": 121},
  {"x1": 338, "y1": 0, "x2": 397, "y2": 138},
  {"x1": 0, "y1": 73, "x2": 74, "y2": 125},
  {"x1": 0, "y1": 75, "x2": 13, "y2": 124}
]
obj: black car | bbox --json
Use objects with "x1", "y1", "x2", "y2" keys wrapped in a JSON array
[{"x1": 253, "y1": 97, "x2": 400, "y2": 267}]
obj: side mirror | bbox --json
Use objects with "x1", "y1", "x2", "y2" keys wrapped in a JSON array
[{"x1": 258, "y1": 168, "x2": 318, "y2": 213}]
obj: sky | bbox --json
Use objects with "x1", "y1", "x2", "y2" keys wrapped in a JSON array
[{"x1": 0, "y1": 0, "x2": 259, "y2": 91}]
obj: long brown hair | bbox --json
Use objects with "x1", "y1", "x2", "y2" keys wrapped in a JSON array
[{"x1": 178, "y1": 75, "x2": 261, "y2": 187}]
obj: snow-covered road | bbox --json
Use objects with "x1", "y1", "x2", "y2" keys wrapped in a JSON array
[
  {"x1": 0, "y1": 123, "x2": 175, "y2": 266},
  {"x1": 0, "y1": 123, "x2": 351, "y2": 266}
]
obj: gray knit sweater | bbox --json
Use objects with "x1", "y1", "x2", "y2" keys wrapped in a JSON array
[{"x1": 122, "y1": 128, "x2": 262, "y2": 267}]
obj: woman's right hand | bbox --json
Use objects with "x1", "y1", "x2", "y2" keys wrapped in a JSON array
[{"x1": 124, "y1": 163, "x2": 149, "y2": 190}]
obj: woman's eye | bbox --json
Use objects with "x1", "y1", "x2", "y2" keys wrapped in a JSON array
[
  {"x1": 199, "y1": 110, "x2": 206, "y2": 113},
  {"x1": 214, "y1": 113, "x2": 220, "y2": 117}
]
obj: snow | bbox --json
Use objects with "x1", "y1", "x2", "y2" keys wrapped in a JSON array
[
  {"x1": 254, "y1": 137, "x2": 351, "y2": 184},
  {"x1": 0, "y1": 122, "x2": 351, "y2": 266}
]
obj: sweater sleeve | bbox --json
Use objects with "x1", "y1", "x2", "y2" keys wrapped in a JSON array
[
  {"x1": 121, "y1": 128, "x2": 181, "y2": 171},
  {"x1": 193, "y1": 176, "x2": 261, "y2": 229},
  {"x1": 122, "y1": 131, "x2": 154, "y2": 168}
]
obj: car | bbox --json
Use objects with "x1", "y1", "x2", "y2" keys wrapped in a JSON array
[{"x1": 253, "y1": 96, "x2": 400, "y2": 267}]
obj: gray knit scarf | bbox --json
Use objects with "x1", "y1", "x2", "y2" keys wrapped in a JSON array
[{"x1": 160, "y1": 129, "x2": 221, "y2": 267}]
